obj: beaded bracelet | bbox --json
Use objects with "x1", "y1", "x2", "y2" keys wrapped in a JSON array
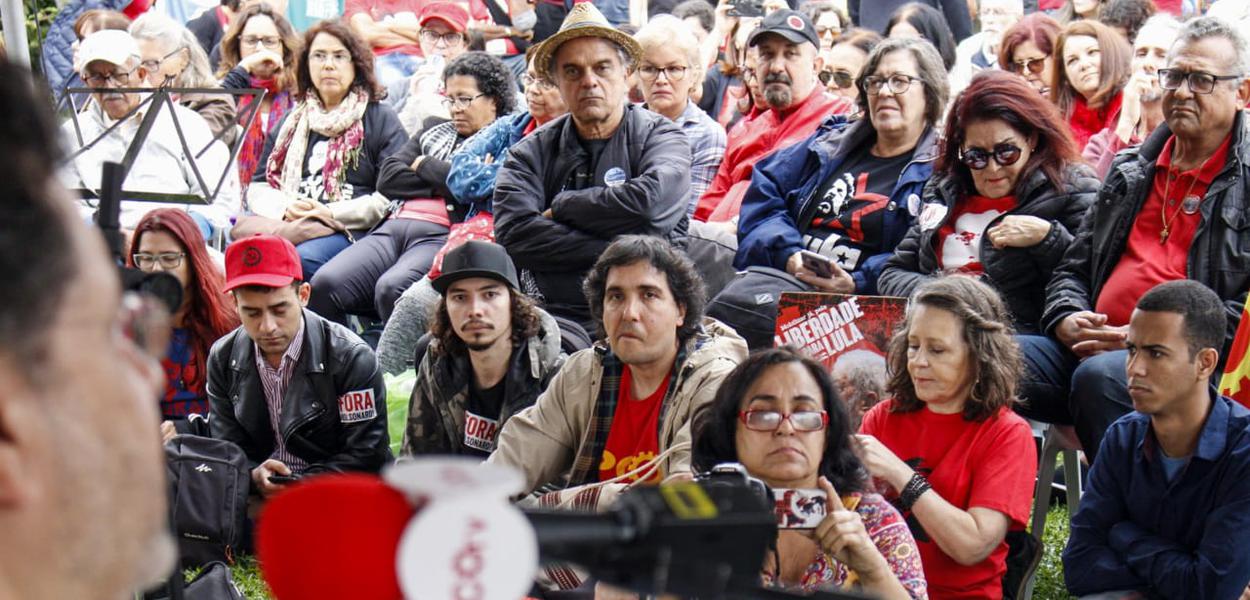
[{"x1": 898, "y1": 472, "x2": 932, "y2": 512}]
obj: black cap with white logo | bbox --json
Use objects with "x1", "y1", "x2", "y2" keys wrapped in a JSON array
[{"x1": 748, "y1": 9, "x2": 819, "y2": 49}]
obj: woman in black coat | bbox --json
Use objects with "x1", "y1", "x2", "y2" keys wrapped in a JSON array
[{"x1": 879, "y1": 71, "x2": 1097, "y2": 334}]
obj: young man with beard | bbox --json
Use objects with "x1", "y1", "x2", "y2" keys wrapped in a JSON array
[
  {"x1": 1064, "y1": 281, "x2": 1250, "y2": 599},
  {"x1": 402, "y1": 241, "x2": 565, "y2": 456},
  {"x1": 487, "y1": 236, "x2": 747, "y2": 493},
  {"x1": 692, "y1": 9, "x2": 853, "y2": 224}
]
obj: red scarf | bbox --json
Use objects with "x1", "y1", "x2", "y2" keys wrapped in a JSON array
[{"x1": 236, "y1": 77, "x2": 292, "y2": 188}]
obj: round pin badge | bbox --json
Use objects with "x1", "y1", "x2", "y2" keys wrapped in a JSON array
[
  {"x1": 786, "y1": 15, "x2": 805, "y2": 29},
  {"x1": 604, "y1": 167, "x2": 627, "y2": 187},
  {"x1": 1181, "y1": 194, "x2": 1201, "y2": 215},
  {"x1": 918, "y1": 203, "x2": 948, "y2": 231}
]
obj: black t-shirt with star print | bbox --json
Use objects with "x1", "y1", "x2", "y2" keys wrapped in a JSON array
[{"x1": 800, "y1": 149, "x2": 913, "y2": 271}]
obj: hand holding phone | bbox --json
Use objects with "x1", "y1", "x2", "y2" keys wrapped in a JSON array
[
  {"x1": 267, "y1": 474, "x2": 302, "y2": 485},
  {"x1": 799, "y1": 250, "x2": 835, "y2": 279}
]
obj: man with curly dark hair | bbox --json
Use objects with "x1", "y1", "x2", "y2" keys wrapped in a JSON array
[
  {"x1": 488, "y1": 235, "x2": 747, "y2": 495},
  {"x1": 402, "y1": 241, "x2": 565, "y2": 457}
]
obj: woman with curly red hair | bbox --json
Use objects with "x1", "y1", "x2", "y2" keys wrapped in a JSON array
[{"x1": 127, "y1": 209, "x2": 239, "y2": 425}]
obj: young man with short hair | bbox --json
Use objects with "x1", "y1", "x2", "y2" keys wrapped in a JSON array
[
  {"x1": 208, "y1": 234, "x2": 390, "y2": 498},
  {"x1": 402, "y1": 241, "x2": 564, "y2": 456},
  {"x1": 1064, "y1": 280, "x2": 1250, "y2": 599}
]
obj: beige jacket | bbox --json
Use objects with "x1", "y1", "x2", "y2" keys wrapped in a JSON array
[{"x1": 487, "y1": 318, "x2": 748, "y2": 495}]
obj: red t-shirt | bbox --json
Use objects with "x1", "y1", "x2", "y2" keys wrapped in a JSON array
[
  {"x1": 599, "y1": 367, "x2": 670, "y2": 483},
  {"x1": 859, "y1": 400, "x2": 1037, "y2": 600},
  {"x1": 935, "y1": 195, "x2": 1017, "y2": 274},
  {"x1": 1095, "y1": 133, "x2": 1233, "y2": 326},
  {"x1": 344, "y1": 0, "x2": 426, "y2": 55}
]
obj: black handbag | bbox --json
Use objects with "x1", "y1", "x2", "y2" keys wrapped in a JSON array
[{"x1": 706, "y1": 266, "x2": 809, "y2": 351}]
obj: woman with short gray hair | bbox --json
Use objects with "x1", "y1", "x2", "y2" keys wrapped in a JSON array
[
  {"x1": 634, "y1": 15, "x2": 726, "y2": 214},
  {"x1": 130, "y1": 13, "x2": 238, "y2": 145},
  {"x1": 736, "y1": 37, "x2": 947, "y2": 298}
]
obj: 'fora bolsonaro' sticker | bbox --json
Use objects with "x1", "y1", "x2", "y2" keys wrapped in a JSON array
[{"x1": 337, "y1": 389, "x2": 377, "y2": 423}]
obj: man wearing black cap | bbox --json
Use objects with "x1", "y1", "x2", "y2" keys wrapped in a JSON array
[
  {"x1": 402, "y1": 241, "x2": 565, "y2": 457},
  {"x1": 207, "y1": 234, "x2": 391, "y2": 499},
  {"x1": 692, "y1": 9, "x2": 852, "y2": 224}
]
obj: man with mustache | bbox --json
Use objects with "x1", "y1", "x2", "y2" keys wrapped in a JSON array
[
  {"x1": 1064, "y1": 280, "x2": 1250, "y2": 600},
  {"x1": 1083, "y1": 14, "x2": 1181, "y2": 177},
  {"x1": 60, "y1": 30, "x2": 239, "y2": 241},
  {"x1": 207, "y1": 234, "x2": 391, "y2": 500},
  {"x1": 488, "y1": 236, "x2": 747, "y2": 494},
  {"x1": 692, "y1": 9, "x2": 853, "y2": 224},
  {"x1": 493, "y1": 2, "x2": 691, "y2": 336},
  {"x1": 401, "y1": 241, "x2": 564, "y2": 457},
  {"x1": 1019, "y1": 16, "x2": 1250, "y2": 461}
]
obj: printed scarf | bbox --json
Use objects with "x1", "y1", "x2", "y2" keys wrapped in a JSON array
[
  {"x1": 237, "y1": 77, "x2": 292, "y2": 188},
  {"x1": 265, "y1": 87, "x2": 368, "y2": 202}
]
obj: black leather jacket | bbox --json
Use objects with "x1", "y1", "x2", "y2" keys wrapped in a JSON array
[
  {"x1": 207, "y1": 309, "x2": 391, "y2": 475},
  {"x1": 1042, "y1": 112, "x2": 1250, "y2": 349},
  {"x1": 879, "y1": 165, "x2": 1098, "y2": 333}
]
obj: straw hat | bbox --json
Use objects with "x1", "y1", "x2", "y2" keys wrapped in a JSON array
[{"x1": 531, "y1": 2, "x2": 643, "y2": 78}]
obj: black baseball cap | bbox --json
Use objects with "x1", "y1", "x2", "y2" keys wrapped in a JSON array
[
  {"x1": 431, "y1": 241, "x2": 521, "y2": 294},
  {"x1": 748, "y1": 9, "x2": 819, "y2": 49}
]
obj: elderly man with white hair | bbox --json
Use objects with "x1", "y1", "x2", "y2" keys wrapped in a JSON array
[
  {"x1": 1083, "y1": 14, "x2": 1183, "y2": 176},
  {"x1": 634, "y1": 15, "x2": 726, "y2": 215},
  {"x1": 60, "y1": 30, "x2": 240, "y2": 240},
  {"x1": 949, "y1": 0, "x2": 1024, "y2": 96}
]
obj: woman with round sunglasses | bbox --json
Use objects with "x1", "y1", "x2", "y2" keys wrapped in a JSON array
[
  {"x1": 820, "y1": 28, "x2": 882, "y2": 107},
  {"x1": 998, "y1": 13, "x2": 1060, "y2": 99},
  {"x1": 127, "y1": 209, "x2": 239, "y2": 437},
  {"x1": 858, "y1": 276, "x2": 1036, "y2": 600},
  {"x1": 692, "y1": 347, "x2": 926, "y2": 599},
  {"x1": 880, "y1": 71, "x2": 1097, "y2": 335}
]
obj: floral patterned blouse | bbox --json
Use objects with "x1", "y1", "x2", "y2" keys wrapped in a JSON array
[{"x1": 763, "y1": 491, "x2": 928, "y2": 599}]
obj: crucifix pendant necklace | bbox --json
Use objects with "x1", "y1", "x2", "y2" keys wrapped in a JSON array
[{"x1": 1160, "y1": 168, "x2": 1200, "y2": 244}]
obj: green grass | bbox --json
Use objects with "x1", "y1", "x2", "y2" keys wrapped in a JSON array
[{"x1": 219, "y1": 504, "x2": 1078, "y2": 599}]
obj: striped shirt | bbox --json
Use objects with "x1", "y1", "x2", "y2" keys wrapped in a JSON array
[{"x1": 255, "y1": 319, "x2": 308, "y2": 471}]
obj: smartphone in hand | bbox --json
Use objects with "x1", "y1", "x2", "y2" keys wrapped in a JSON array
[{"x1": 799, "y1": 250, "x2": 836, "y2": 279}]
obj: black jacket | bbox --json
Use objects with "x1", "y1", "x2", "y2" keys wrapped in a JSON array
[
  {"x1": 207, "y1": 309, "x2": 391, "y2": 476},
  {"x1": 493, "y1": 103, "x2": 691, "y2": 318},
  {"x1": 1042, "y1": 112, "x2": 1250, "y2": 349},
  {"x1": 879, "y1": 165, "x2": 1098, "y2": 333},
  {"x1": 402, "y1": 309, "x2": 565, "y2": 456}
]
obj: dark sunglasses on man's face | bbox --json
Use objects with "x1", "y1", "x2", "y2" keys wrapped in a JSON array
[
  {"x1": 960, "y1": 143, "x2": 1023, "y2": 170},
  {"x1": 1007, "y1": 57, "x2": 1047, "y2": 75},
  {"x1": 818, "y1": 69, "x2": 855, "y2": 89}
]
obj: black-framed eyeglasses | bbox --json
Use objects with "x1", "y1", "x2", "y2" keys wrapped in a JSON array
[
  {"x1": 960, "y1": 143, "x2": 1024, "y2": 170},
  {"x1": 738, "y1": 410, "x2": 829, "y2": 432},
  {"x1": 1006, "y1": 56, "x2": 1047, "y2": 75},
  {"x1": 638, "y1": 65, "x2": 689, "y2": 82},
  {"x1": 819, "y1": 69, "x2": 855, "y2": 89},
  {"x1": 420, "y1": 30, "x2": 465, "y2": 46},
  {"x1": 133, "y1": 252, "x2": 187, "y2": 271},
  {"x1": 140, "y1": 47, "x2": 187, "y2": 73},
  {"x1": 864, "y1": 73, "x2": 923, "y2": 95},
  {"x1": 522, "y1": 74, "x2": 555, "y2": 90},
  {"x1": 241, "y1": 34, "x2": 282, "y2": 49},
  {"x1": 442, "y1": 93, "x2": 486, "y2": 109},
  {"x1": 84, "y1": 67, "x2": 140, "y2": 88},
  {"x1": 1157, "y1": 68, "x2": 1244, "y2": 95}
]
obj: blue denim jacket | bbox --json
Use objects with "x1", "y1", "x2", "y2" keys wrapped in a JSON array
[{"x1": 445, "y1": 111, "x2": 535, "y2": 216}]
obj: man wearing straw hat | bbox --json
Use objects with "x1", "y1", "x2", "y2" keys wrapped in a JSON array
[{"x1": 492, "y1": 2, "x2": 692, "y2": 335}]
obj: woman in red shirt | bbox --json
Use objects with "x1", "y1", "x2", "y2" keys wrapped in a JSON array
[
  {"x1": 857, "y1": 276, "x2": 1037, "y2": 600},
  {"x1": 1050, "y1": 20, "x2": 1130, "y2": 150}
]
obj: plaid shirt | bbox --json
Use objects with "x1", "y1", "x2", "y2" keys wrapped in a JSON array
[
  {"x1": 674, "y1": 100, "x2": 727, "y2": 216},
  {"x1": 255, "y1": 319, "x2": 308, "y2": 471}
]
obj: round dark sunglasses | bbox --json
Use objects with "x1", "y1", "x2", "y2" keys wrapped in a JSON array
[{"x1": 960, "y1": 143, "x2": 1023, "y2": 170}]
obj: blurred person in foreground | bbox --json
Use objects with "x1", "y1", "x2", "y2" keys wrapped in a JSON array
[{"x1": 0, "y1": 62, "x2": 175, "y2": 599}]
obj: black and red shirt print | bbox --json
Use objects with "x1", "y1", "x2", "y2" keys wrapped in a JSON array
[{"x1": 802, "y1": 150, "x2": 912, "y2": 271}]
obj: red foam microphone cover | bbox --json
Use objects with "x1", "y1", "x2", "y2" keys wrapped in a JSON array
[{"x1": 256, "y1": 474, "x2": 418, "y2": 600}]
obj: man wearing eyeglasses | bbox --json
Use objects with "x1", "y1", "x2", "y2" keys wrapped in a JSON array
[
  {"x1": 349, "y1": 0, "x2": 468, "y2": 89},
  {"x1": 58, "y1": 30, "x2": 241, "y2": 241},
  {"x1": 1020, "y1": 16, "x2": 1250, "y2": 460},
  {"x1": 950, "y1": 0, "x2": 1022, "y2": 96},
  {"x1": 692, "y1": 9, "x2": 853, "y2": 225},
  {"x1": 1083, "y1": 15, "x2": 1182, "y2": 177},
  {"x1": 380, "y1": 2, "x2": 473, "y2": 134}
]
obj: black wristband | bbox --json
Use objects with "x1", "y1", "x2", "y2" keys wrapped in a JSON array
[{"x1": 898, "y1": 472, "x2": 931, "y2": 512}]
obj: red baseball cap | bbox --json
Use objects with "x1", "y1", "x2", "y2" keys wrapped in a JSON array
[
  {"x1": 223, "y1": 234, "x2": 303, "y2": 292},
  {"x1": 419, "y1": 2, "x2": 469, "y2": 32}
]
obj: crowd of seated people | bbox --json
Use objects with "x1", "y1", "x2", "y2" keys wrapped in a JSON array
[{"x1": 38, "y1": 0, "x2": 1250, "y2": 596}]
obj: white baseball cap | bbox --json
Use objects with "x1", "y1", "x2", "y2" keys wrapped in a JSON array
[{"x1": 75, "y1": 30, "x2": 141, "y2": 75}]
